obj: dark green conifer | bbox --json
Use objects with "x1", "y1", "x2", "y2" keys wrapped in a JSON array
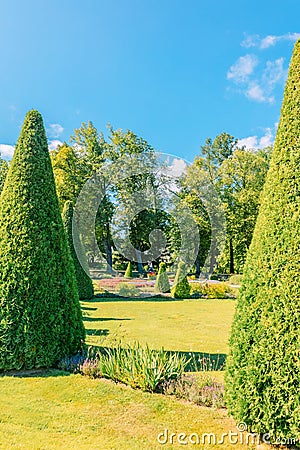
[
  {"x1": 0, "y1": 110, "x2": 85, "y2": 371},
  {"x1": 226, "y1": 40, "x2": 300, "y2": 440},
  {"x1": 62, "y1": 201, "x2": 94, "y2": 300}
]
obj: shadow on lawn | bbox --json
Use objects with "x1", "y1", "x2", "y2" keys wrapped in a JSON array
[
  {"x1": 81, "y1": 306, "x2": 98, "y2": 311},
  {"x1": 0, "y1": 368, "x2": 70, "y2": 378},
  {"x1": 83, "y1": 316, "x2": 132, "y2": 322},
  {"x1": 87, "y1": 294, "x2": 182, "y2": 303}
]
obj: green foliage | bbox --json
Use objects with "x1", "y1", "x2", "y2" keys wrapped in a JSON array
[
  {"x1": 62, "y1": 201, "x2": 94, "y2": 300},
  {"x1": 68, "y1": 122, "x2": 114, "y2": 271},
  {"x1": 184, "y1": 134, "x2": 269, "y2": 274},
  {"x1": 228, "y1": 274, "x2": 243, "y2": 285},
  {"x1": 0, "y1": 156, "x2": 8, "y2": 193},
  {"x1": 168, "y1": 188, "x2": 211, "y2": 276},
  {"x1": 191, "y1": 282, "x2": 233, "y2": 299},
  {"x1": 163, "y1": 373, "x2": 225, "y2": 408},
  {"x1": 117, "y1": 282, "x2": 139, "y2": 297},
  {"x1": 50, "y1": 144, "x2": 84, "y2": 210},
  {"x1": 124, "y1": 261, "x2": 133, "y2": 278},
  {"x1": 171, "y1": 261, "x2": 191, "y2": 298},
  {"x1": 154, "y1": 262, "x2": 170, "y2": 293},
  {"x1": 226, "y1": 40, "x2": 300, "y2": 441},
  {"x1": 217, "y1": 148, "x2": 269, "y2": 273},
  {"x1": 80, "y1": 342, "x2": 187, "y2": 392},
  {"x1": 0, "y1": 110, "x2": 85, "y2": 371}
]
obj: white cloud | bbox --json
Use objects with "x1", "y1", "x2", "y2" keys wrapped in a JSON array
[
  {"x1": 242, "y1": 32, "x2": 300, "y2": 50},
  {"x1": 227, "y1": 54, "x2": 258, "y2": 83},
  {"x1": 260, "y1": 32, "x2": 300, "y2": 49},
  {"x1": 246, "y1": 82, "x2": 270, "y2": 103},
  {"x1": 238, "y1": 127, "x2": 275, "y2": 150},
  {"x1": 47, "y1": 123, "x2": 64, "y2": 139},
  {"x1": 48, "y1": 140, "x2": 63, "y2": 151},
  {"x1": 241, "y1": 34, "x2": 260, "y2": 48},
  {"x1": 260, "y1": 35, "x2": 278, "y2": 49},
  {"x1": 0, "y1": 140, "x2": 63, "y2": 158},
  {"x1": 262, "y1": 58, "x2": 287, "y2": 88},
  {"x1": 238, "y1": 136, "x2": 258, "y2": 149},
  {"x1": 168, "y1": 158, "x2": 187, "y2": 177},
  {"x1": 0, "y1": 144, "x2": 15, "y2": 159},
  {"x1": 227, "y1": 53, "x2": 287, "y2": 104},
  {"x1": 259, "y1": 128, "x2": 274, "y2": 147}
]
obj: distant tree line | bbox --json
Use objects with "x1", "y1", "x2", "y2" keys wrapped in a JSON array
[{"x1": 0, "y1": 124, "x2": 271, "y2": 275}]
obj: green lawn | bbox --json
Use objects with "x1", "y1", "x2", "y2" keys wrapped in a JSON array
[
  {"x1": 0, "y1": 371, "x2": 254, "y2": 450},
  {"x1": 0, "y1": 297, "x2": 245, "y2": 449},
  {"x1": 82, "y1": 298, "x2": 235, "y2": 355}
]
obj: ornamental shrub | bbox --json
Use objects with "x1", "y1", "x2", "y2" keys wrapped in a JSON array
[
  {"x1": 154, "y1": 262, "x2": 170, "y2": 293},
  {"x1": 62, "y1": 201, "x2": 94, "y2": 300},
  {"x1": 191, "y1": 282, "x2": 232, "y2": 299},
  {"x1": 124, "y1": 261, "x2": 133, "y2": 278},
  {"x1": 171, "y1": 261, "x2": 191, "y2": 298},
  {"x1": 226, "y1": 40, "x2": 300, "y2": 441},
  {"x1": 228, "y1": 274, "x2": 243, "y2": 285},
  {"x1": 0, "y1": 110, "x2": 85, "y2": 371},
  {"x1": 117, "y1": 282, "x2": 139, "y2": 297},
  {"x1": 80, "y1": 342, "x2": 187, "y2": 392}
]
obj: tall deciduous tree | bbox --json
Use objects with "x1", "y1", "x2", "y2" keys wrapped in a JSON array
[
  {"x1": 71, "y1": 122, "x2": 114, "y2": 271},
  {"x1": 50, "y1": 143, "x2": 84, "y2": 209},
  {"x1": 218, "y1": 148, "x2": 269, "y2": 273},
  {"x1": 185, "y1": 133, "x2": 269, "y2": 274},
  {"x1": 62, "y1": 201, "x2": 94, "y2": 300},
  {"x1": 226, "y1": 40, "x2": 300, "y2": 441},
  {"x1": 108, "y1": 127, "x2": 164, "y2": 273},
  {"x1": 0, "y1": 110, "x2": 85, "y2": 371}
]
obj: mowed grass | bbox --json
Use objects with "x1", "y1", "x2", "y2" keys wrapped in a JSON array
[
  {"x1": 0, "y1": 298, "x2": 243, "y2": 449},
  {"x1": 82, "y1": 298, "x2": 235, "y2": 355},
  {"x1": 0, "y1": 371, "x2": 254, "y2": 450}
]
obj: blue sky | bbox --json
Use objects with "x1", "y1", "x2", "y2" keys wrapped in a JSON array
[{"x1": 0, "y1": 0, "x2": 299, "y2": 161}]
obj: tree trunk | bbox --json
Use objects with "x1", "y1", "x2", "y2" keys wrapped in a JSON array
[
  {"x1": 229, "y1": 238, "x2": 234, "y2": 274},
  {"x1": 104, "y1": 222, "x2": 113, "y2": 273},
  {"x1": 135, "y1": 247, "x2": 143, "y2": 274},
  {"x1": 195, "y1": 257, "x2": 201, "y2": 278}
]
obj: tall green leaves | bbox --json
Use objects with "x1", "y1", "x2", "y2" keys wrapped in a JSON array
[
  {"x1": 62, "y1": 201, "x2": 94, "y2": 300},
  {"x1": 226, "y1": 40, "x2": 300, "y2": 440},
  {"x1": 0, "y1": 110, "x2": 85, "y2": 371}
]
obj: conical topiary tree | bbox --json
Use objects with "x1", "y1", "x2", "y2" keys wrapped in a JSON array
[
  {"x1": 62, "y1": 201, "x2": 94, "y2": 300},
  {"x1": 171, "y1": 261, "x2": 190, "y2": 298},
  {"x1": 124, "y1": 261, "x2": 133, "y2": 278},
  {"x1": 154, "y1": 262, "x2": 170, "y2": 293},
  {"x1": 0, "y1": 110, "x2": 85, "y2": 371},
  {"x1": 226, "y1": 40, "x2": 300, "y2": 441}
]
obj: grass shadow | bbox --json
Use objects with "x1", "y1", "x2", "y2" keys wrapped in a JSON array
[
  {"x1": 81, "y1": 306, "x2": 98, "y2": 311},
  {"x1": 83, "y1": 317, "x2": 131, "y2": 322},
  {"x1": 0, "y1": 368, "x2": 70, "y2": 378},
  {"x1": 88, "y1": 294, "x2": 182, "y2": 303}
]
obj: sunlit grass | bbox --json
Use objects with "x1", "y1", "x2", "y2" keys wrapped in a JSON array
[
  {"x1": 0, "y1": 372, "x2": 253, "y2": 449},
  {"x1": 81, "y1": 298, "x2": 235, "y2": 355}
]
